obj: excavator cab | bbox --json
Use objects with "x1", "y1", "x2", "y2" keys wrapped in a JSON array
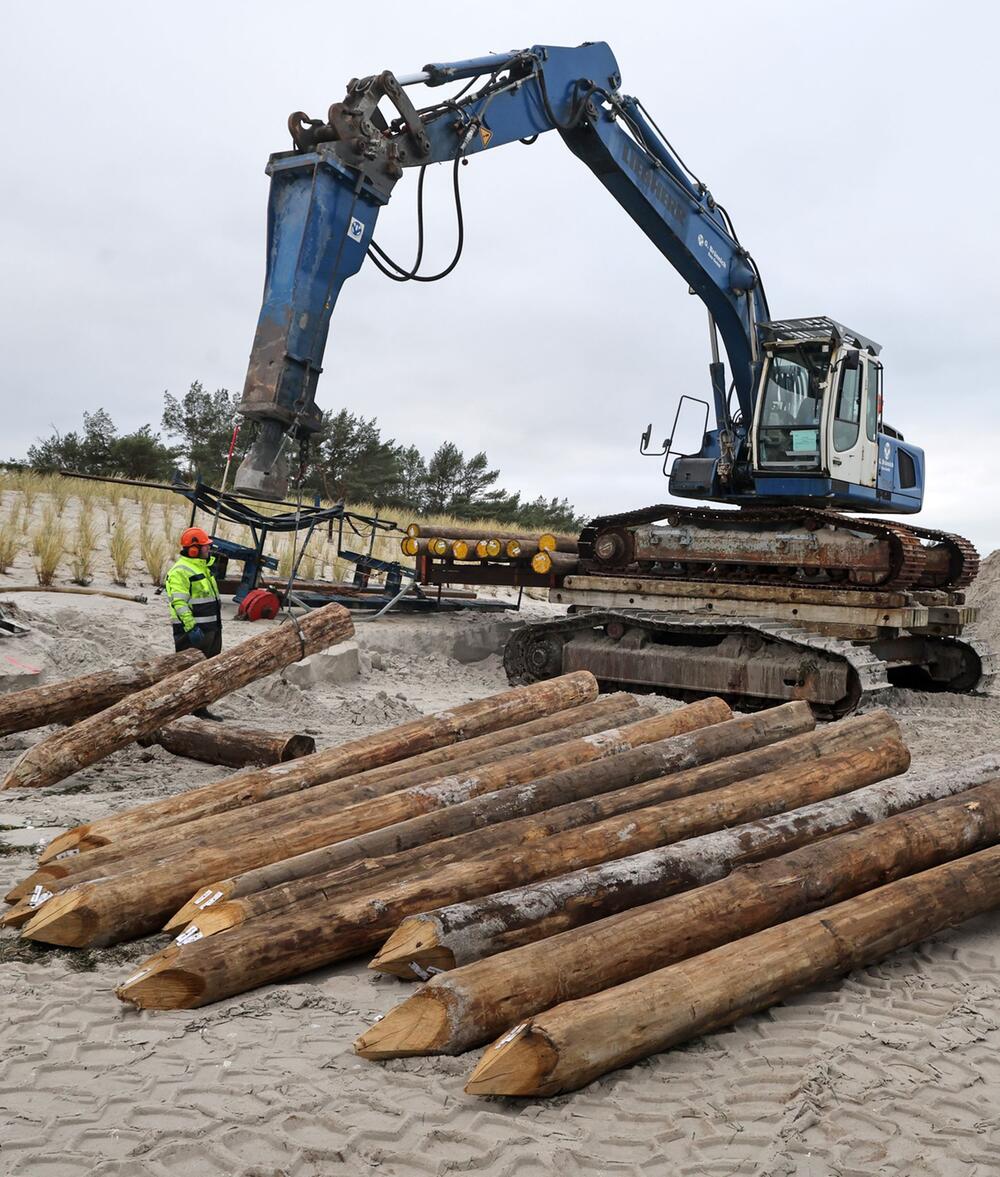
[{"x1": 746, "y1": 317, "x2": 924, "y2": 513}]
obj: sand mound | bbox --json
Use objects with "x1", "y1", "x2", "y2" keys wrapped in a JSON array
[{"x1": 967, "y1": 549, "x2": 1000, "y2": 653}]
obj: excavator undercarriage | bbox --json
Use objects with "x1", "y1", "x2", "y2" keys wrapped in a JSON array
[{"x1": 503, "y1": 506, "x2": 992, "y2": 716}]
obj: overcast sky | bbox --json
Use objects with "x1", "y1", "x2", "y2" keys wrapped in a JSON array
[{"x1": 3, "y1": 2, "x2": 998, "y2": 551}]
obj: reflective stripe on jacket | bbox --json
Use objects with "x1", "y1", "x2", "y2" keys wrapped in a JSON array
[{"x1": 165, "y1": 555, "x2": 221, "y2": 635}]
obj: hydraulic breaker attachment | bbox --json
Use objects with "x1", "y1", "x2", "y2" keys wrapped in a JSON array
[
  {"x1": 234, "y1": 152, "x2": 382, "y2": 498},
  {"x1": 235, "y1": 72, "x2": 424, "y2": 498}
]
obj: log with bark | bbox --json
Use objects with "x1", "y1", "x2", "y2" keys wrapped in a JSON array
[
  {"x1": 537, "y1": 533, "x2": 578, "y2": 554},
  {"x1": 162, "y1": 700, "x2": 809, "y2": 934},
  {"x1": 369, "y1": 709, "x2": 901, "y2": 976},
  {"x1": 15, "y1": 694, "x2": 648, "y2": 903},
  {"x1": 465, "y1": 842, "x2": 1000, "y2": 1095},
  {"x1": 139, "y1": 718, "x2": 316, "y2": 768},
  {"x1": 2, "y1": 604, "x2": 356, "y2": 792},
  {"x1": 37, "y1": 671, "x2": 600, "y2": 860},
  {"x1": 357, "y1": 771, "x2": 1000, "y2": 1057},
  {"x1": 19, "y1": 701, "x2": 728, "y2": 943},
  {"x1": 0, "y1": 650, "x2": 203, "y2": 738},
  {"x1": 530, "y1": 551, "x2": 578, "y2": 576},
  {"x1": 164, "y1": 701, "x2": 808, "y2": 939},
  {"x1": 110, "y1": 717, "x2": 907, "y2": 1005}
]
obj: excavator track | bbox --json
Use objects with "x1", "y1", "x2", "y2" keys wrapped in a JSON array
[
  {"x1": 503, "y1": 610, "x2": 994, "y2": 718},
  {"x1": 577, "y1": 504, "x2": 976, "y2": 593}
]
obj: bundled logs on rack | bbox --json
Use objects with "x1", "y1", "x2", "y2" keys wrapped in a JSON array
[{"x1": 400, "y1": 524, "x2": 580, "y2": 581}]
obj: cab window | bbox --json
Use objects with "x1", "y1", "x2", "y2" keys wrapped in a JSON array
[
  {"x1": 757, "y1": 348, "x2": 824, "y2": 466},
  {"x1": 866, "y1": 362, "x2": 879, "y2": 442},
  {"x1": 834, "y1": 362, "x2": 861, "y2": 451}
]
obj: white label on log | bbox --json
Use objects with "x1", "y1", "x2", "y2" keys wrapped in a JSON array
[
  {"x1": 495, "y1": 1022, "x2": 528, "y2": 1050},
  {"x1": 194, "y1": 890, "x2": 223, "y2": 910},
  {"x1": 29, "y1": 885, "x2": 54, "y2": 907},
  {"x1": 193, "y1": 890, "x2": 213, "y2": 905},
  {"x1": 176, "y1": 925, "x2": 204, "y2": 945},
  {"x1": 408, "y1": 962, "x2": 443, "y2": 981},
  {"x1": 55, "y1": 848, "x2": 79, "y2": 859}
]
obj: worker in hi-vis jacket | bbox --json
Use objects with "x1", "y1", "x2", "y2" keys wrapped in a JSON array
[{"x1": 165, "y1": 526, "x2": 223, "y2": 658}]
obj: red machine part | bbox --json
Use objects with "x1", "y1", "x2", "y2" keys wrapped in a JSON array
[{"x1": 237, "y1": 588, "x2": 281, "y2": 621}]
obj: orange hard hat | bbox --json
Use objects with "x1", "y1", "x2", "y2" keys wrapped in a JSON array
[{"x1": 180, "y1": 526, "x2": 212, "y2": 556}]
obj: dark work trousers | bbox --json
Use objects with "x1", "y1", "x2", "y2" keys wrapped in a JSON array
[{"x1": 174, "y1": 626, "x2": 223, "y2": 659}]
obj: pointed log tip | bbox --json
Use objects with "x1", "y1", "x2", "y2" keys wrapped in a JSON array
[
  {"x1": 193, "y1": 904, "x2": 242, "y2": 938},
  {"x1": 21, "y1": 888, "x2": 96, "y2": 947},
  {"x1": 465, "y1": 1024, "x2": 558, "y2": 1097},
  {"x1": 116, "y1": 963, "x2": 204, "y2": 1010},
  {"x1": 37, "y1": 828, "x2": 89, "y2": 864},
  {"x1": 10, "y1": 867, "x2": 64, "y2": 901},
  {"x1": 354, "y1": 993, "x2": 451, "y2": 1059},
  {"x1": 162, "y1": 882, "x2": 234, "y2": 934},
  {"x1": 368, "y1": 919, "x2": 454, "y2": 979},
  {"x1": 1, "y1": 899, "x2": 41, "y2": 929}
]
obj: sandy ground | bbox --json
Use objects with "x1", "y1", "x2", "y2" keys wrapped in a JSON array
[{"x1": 3, "y1": 547, "x2": 1000, "y2": 1177}]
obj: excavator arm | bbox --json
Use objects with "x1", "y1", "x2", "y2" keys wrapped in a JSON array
[{"x1": 234, "y1": 42, "x2": 768, "y2": 498}]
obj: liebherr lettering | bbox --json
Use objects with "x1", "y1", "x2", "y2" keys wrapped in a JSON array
[{"x1": 619, "y1": 139, "x2": 687, "y2": 225}]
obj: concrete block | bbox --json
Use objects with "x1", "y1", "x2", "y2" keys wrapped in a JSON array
[{"x1": 282, "y1": 639, "x2": 361, "y2": 688}]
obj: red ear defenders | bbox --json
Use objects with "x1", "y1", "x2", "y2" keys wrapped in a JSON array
[{"x1": 179, "y1": 526, "x2": 212, "y2": 557}]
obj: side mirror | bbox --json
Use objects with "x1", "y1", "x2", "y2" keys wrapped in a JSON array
[
  {"x1": 842, "y1": 350, "x2": 860, "y2": 371},
  {"x1": 640, "y1": 424, "x2": 652, "y2": 452}
]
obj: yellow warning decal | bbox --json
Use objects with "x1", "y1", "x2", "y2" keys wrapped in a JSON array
[{"x1": 479, "y1": 125, "x2": 493, "y2": 148}]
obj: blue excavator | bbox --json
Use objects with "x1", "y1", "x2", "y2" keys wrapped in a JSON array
[{"x1": 231, "y1": 42, "x2": 987, "y2": 713}]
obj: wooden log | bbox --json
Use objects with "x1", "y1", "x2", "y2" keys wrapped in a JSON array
[
  {"x1": 111, "y1": 723, "x2": 907, "y2": 1004},
  {"x1": 17, "y1": 695, "x2": 648, "y2": 903},
  {"x1": 359, "y1": 772, "x2": 1000, "y2": 1056},
  {"x1": 531, "y1": 551, "x2": 578, "y2": 575},
  {"x1": 448, "y1": 540, "x2": 473, "y2": 561},
  {"x1": 465, "y1": 842, "x2": 1000, "y2": 1095},
  {"x1": 475, "y1": 539, "x2": 503, "y2": 559},
  {"x1": 537, "y1": 533, "x2": 578, "y2": 554},
  {"x1": 20, "y1": 701, "x2": 729, "y2": 944},
  {"x1": 2, "y1": 604, "x2": 356, "y2": 792},
  {"x1": 168, "y1": 701, "x2": 809, "y2": 938},
  {"x1": 0, "y1": 585, "x2": 149, "y2": 604},
  {"x1": 164, "y1": 700, "x2": 809, "y2": 933},
  {"x1": 0, "y1": 650, "x2": 203, "y2": 738},
  {"x1": 505, "y1": 539, "x2": 540, "y2": 560},
  {"x1": 140, "y1": 718, "x2": 316, "y2": 768},
  {"x1": 37, "y1": 671, "x2": 600, "y2": 861},
  {"x1": 406, "y1": 525, "x2": 526, "y2": 543}
]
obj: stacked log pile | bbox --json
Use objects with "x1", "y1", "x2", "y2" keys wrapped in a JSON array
[
  {"x1": 401, "y1": 524, "x2": 579, "y2": 579},
  {"x1": 6, "y1": 664, "x2": 1000, "y2": 1098}
]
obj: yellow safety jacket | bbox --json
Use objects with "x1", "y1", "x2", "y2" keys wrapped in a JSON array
[{"x1": 165, "y1": 555, "x2": 221, "y2": 641}]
